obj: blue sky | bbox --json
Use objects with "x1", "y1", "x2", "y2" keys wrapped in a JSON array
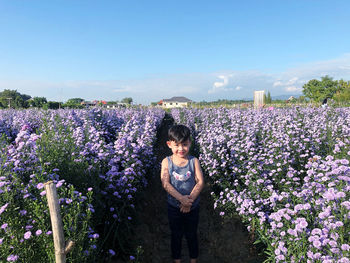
[{"x1": 0, "y1": 0, "x2": 350, "y2": 104}]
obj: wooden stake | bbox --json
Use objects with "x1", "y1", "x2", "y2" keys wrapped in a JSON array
[{"x1": 44, "y1": 181, "x2": 66, "y2": 263}]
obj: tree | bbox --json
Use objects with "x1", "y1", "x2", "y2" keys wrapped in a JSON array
[
  {"x1": 63, "y1": 98, "x2": 84, "y2": 108},
  {"x1": 302, "y1": 75, "x2": 338, "y2": 102},
  {"x1": 46, "y1": 101, "x2": 60, "y2": 109},
  {"x1": 107, "y1": 101, "x2": 119, "y2": 105},
  {"x1": 30, "y1": 97, "x2": 48, "y2": 108},
  {"x1": 297, "y1": 95, "x2": 307, "y2": 103},
  {"x1": 66, "y1": 98, "x2": 84, "y2": 104},
  {"x1": 333, "y1": 80, "x2": 350, "y2": 102},
  {"x1": 265, "y1": 91, "x2": 272, "y2": 104},
  {"x1": 0, "y1": 89, "x2": 31, "y2": 108},
  {"x1": 121, "y1": 97, "x2": 133, "y2": 104}
]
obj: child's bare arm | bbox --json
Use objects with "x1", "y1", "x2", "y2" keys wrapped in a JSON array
[
  {"x1": 189, "y1": 157, "x2": 205, "y2": 200},
  {"x1": 161, "y1": 158, "x2": 193, "y2": 206}
]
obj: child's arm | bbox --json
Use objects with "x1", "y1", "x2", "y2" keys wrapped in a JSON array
[
  {"x1": 189, "y1": 157, "x2": 205, "y2": 200},
  {"x1": 161, "y1": 158, "x2": 193, "y2": 207}
]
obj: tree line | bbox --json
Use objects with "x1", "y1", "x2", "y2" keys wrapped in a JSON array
[{"x1": 0, "y1": 90, "x2": 133, "y2": 109}]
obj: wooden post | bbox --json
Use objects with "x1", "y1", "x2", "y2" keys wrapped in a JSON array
[{"x1": 44, "y1": 181, "x2": 66, "y2": 263}]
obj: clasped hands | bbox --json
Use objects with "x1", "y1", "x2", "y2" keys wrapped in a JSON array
[{"x1": 180, "y1": 195, "x2": 193, "y2": 213}]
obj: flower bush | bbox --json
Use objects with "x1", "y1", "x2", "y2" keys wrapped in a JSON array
[
  {"x1": 0, "y1": 107, "x2": 164, "y2": 262},
  {"x1": 172, "y1": 107, "x2": 350, "y2": 263}
]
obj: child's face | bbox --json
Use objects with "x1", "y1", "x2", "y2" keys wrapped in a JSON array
[{"x1": 167, "y1": 139, "x2": 191, "y2": 158}]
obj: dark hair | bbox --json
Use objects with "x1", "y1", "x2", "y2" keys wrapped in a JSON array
[{"x1": 168, "y1": 124, "x2": 191, "y2": 143}]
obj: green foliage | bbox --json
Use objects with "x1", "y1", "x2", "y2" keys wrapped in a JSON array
[
  {"x1": 107, "y1": 101, "x2": 119, "y2": 105},
  {"x1": 297, "y1": 95, "x2": 307, "y2": 103},
  {"x1": 266, "y1": 91, "x2": 272, "y2": 104},
  {"x1": 0, "y1": 89, "x2": 31, "y2": 108},
  {"x1": 302, "y1": 75, "x2": 343, "y2": 102},
  {"x1": 30, "y1": 97, "x2": 48, "y2": 108},
  {"x1": 67, "y1": 98, "x2": 84, "y2": 104},
  {"x1": 333, "y1": 80, "x2": 350, "y2": 103},
  {"x1": 121, "y1": 97, "x2": 133, "y2": 104},
  {"x1": 264, "y1": 91, "x2": 272, "y2": 104},
  {"x1": 46, "y1": 101, "x2": 60, "y2": 109},
  {"x1": 62, "y1": 98, "x2": 85, "y2": 108},
  {"x1": 0, "y1": 123, "x2": 97, "y2": 262}
]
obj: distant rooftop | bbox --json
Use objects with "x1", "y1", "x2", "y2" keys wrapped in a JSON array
[{"x1": 163, "y1": 96, "x2": 192, "y2": 103}]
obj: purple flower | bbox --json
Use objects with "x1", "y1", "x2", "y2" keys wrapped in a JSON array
[
  {"x1": 1, "y1": 223, "x2": 8, "y2": 229},
  {"x1": 311, "y1": 228, "x2": 322, "y2": 235},
  {"x1": 7, "y1": 254, "x2": 19, "y2": 262},
  {"x1": 299, "y1": 220, "x2": 308, "y2": 229},
  {"x1": 313, "y1": 240, "x2": 322, "y2": 249},
  {"x1": 19, "y1": 210, "x2": 27, "y2": 216},
  {"x1": 36, "y1": 183, "x2": 44, "y2": 189},
  {"x1": 109, "y1": 249, "x2": 115, "y2": 256},
  {"x1": 24, "y1": 231, "x2": 32, "y2": 239},
  {"x1": 56, "y1": 180, "x2": 65, "y2": 188},
  {"x1": 35, "y1": 230, "x2": 42, "y2": 236},
  {"x1": 0, "y1": 203, "x2": 9, "y2": 215},
  {"x1": 341, "y1": 244, "x2": 350, "y2": 251},
  {"x1": 89, "y1": 233, "x2": 99, "y2": 239},
  {"x1": 276, "y1": 255, "x2": 285, "y2": 260},
  {"x1": 335, "y1": 221, "x2": 344, "y2": 227}
]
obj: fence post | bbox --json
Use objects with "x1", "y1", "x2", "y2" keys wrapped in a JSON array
[{"x1": 44, "y1": 181, "x2": 66, "y2": 263}]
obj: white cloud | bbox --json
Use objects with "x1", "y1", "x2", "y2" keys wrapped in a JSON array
[
  {"x1": 285, "y1": 86, "x2": 302, "y2": 92},
  {"x1": 235, "y1": 86, "x2": 242, "y2": 90},
  {"x1": 287, "y1": 77, "x2": 299, "y2": 85},
  {"x1": 273, "y1": 81, "x2": 283, "y2": 87},
  {"x1": 272, "y1": 77, "x2": 305, "y2": 92},
  {"x1": 113, "y1": 86, "x2": 132, "y2": 92},
  {"x1": 213, "y1": 75, "x2": 229, "y2": 88},
  {"x1": 208, "y1": 75, "x2": 234, "y2": 94}
]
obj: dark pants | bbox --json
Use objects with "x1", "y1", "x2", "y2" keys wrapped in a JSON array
[{"x1": 167, "y1": 203, "x2": 199, "y2": 259}]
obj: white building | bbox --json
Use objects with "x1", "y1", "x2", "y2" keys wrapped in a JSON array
[
  {"x1": 254, "y1": 90, "x2": 265, "y2": 108},
  {"x1": 161, "y1": 96, "x2": 192, "y2": 108}
]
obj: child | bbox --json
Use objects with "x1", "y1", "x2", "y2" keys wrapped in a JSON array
[{"x1": 161, "y1": 124, "x2": 205, "y2": 263}]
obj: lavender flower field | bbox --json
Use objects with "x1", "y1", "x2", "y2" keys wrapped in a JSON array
[
  {"x1": 0, "y1": 108, "x2": 164, "y2": 262},
  {"x1": 172, "y1": 107, "x2": 350, "y2": 263}
]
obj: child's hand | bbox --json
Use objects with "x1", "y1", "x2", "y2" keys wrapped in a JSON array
[
  {"x1": 180, "y1": 204, "x2": 191, "y2": 213},
  {"x1": 180, "y1": 195, "x2": 193, "y2": 207}
]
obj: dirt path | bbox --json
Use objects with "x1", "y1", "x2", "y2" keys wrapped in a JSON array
[{"x1": 131, "y1": 114, "x2": 265, "y2": 263}]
